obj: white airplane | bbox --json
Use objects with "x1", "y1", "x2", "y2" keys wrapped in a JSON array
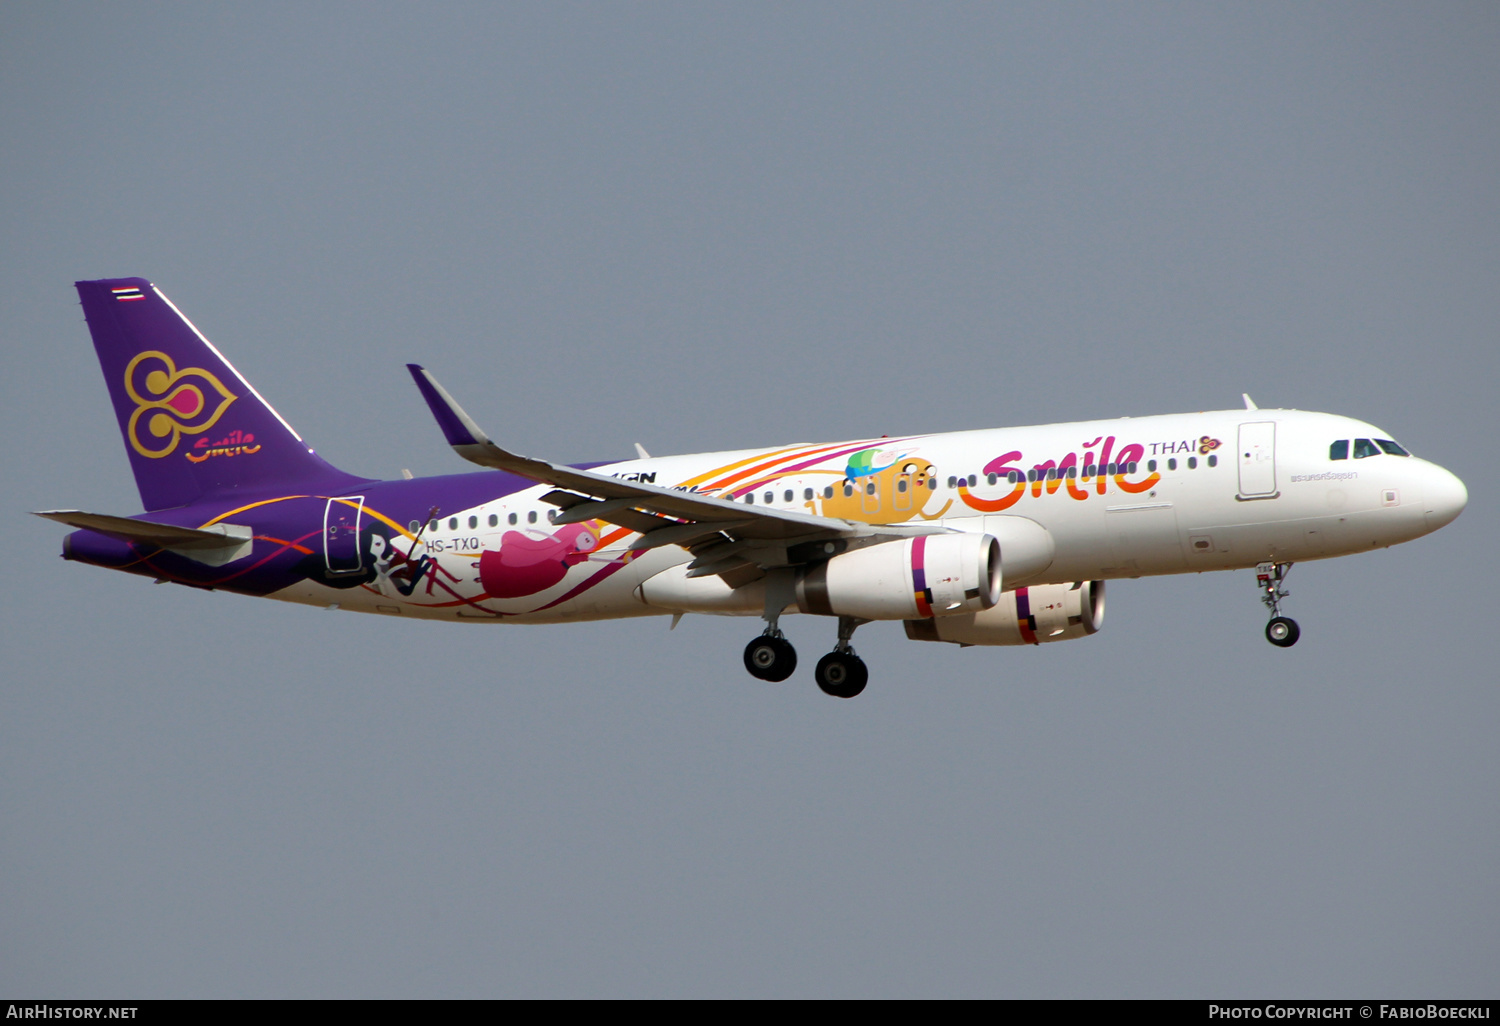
[{"x1": 41, "y1": 278, "x2": 1469, "y2": 697}]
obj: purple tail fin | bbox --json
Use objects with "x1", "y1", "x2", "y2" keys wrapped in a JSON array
[{"x1": 76, "y1": 278, "x2": 370, "y2": 511}]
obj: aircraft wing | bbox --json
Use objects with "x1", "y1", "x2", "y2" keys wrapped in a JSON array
[{"x1": 407, "y1": 365, "x2": 942, "y2": 581}]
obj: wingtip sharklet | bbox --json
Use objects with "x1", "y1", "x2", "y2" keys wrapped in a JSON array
[{"x1": 406, "y1": 364, "x2": 488, "y2": 448}]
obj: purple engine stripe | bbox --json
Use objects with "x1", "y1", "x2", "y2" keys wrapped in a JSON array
[
  {"x1": 910, "y1": 535, "x2": 927, "y2": 594},
  {"x1": 1015, "y1": 586, "x2": 1030, "y2": 622}
]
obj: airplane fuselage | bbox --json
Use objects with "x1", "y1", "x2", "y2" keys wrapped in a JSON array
[{"x1": 64, "y1": 407, "x2": 1465, "y2": 625}]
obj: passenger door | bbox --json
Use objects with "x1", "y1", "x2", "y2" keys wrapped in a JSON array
[{"x1": 1237, "y1": 422, "x2": 1278, "y2": 499}]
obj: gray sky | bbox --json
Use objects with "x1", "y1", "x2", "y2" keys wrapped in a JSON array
[{"x1": 2, "y1": 2, "x2": 1496, "y2": 997}]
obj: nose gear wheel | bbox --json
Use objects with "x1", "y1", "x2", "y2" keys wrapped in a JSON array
[{"x1": 1266, "y1": 616, "x2": 1300, "y2": 647}]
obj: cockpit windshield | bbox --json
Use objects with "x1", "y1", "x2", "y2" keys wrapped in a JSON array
[{"x1": 1331, "y1": 437, "x2": 1413, "y2": 460}]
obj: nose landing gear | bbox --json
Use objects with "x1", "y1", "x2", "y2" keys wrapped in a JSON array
[
  {"x1": 815, "y1": 616, "x2": 869, "y2": 698},
  {"x1": 1256, "y1": 562, "x2": 1300, "y2": 648}
]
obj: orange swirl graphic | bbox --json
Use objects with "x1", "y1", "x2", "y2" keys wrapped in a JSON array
[{"x1": 123, "y1": 351, "x2": 237, "y2": 458}]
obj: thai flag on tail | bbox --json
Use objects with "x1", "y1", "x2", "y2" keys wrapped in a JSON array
[{"x1": 111, "y1": 286, "x2": 145, "y2": 302}]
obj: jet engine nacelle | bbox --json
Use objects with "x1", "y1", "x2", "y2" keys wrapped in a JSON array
[
  {"x1": 903, "y1": 580, "x2": 1105, "y2": 646},
  {"x1": 796, "y1": 533, "x2": 1001, "y2": 621}
]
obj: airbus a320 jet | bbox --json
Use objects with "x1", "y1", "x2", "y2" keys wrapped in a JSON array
[{"x1": 37, "y1": 278, "x2": 1468, "y2": 697}]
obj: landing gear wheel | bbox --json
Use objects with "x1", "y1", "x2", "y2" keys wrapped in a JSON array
[
  {"x1": 744, "y1": 635, "x2": 797, "y2": 681},
  {"x1": 1265, "y1": 616, "x2": 1300, "y2": 648},
  {"x1": 815, "y1": 651, "x2": 868, "y2": 698}
]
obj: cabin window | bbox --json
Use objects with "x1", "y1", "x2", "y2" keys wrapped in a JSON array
[
  {"x1": 527, "y1": 511, "x2": 537, "y2": 524},
  {"x1": 968, "y1": 475, "x2": 977, "y2": 487},
  {"x1": 745, "y1": 493, "x2": 754, "y2": 504},
  {"x1": 897, "y1": 479, "x2": 907, "y2": 492},
  {"x1": 1009, "y1": 471, "x2": 1021, "y2": 484},
  {"x1": 1187, "y1": 457, "x2": 1197, "y2": 469},
  {"x1": 1046, "y1": 468, "x2": 1056, "y2": 481},
  {"x1": 1329, "y1": 440, "x2": 1349, "y2": 460},
  {"x1": 824, "y1": 486, "x2": 834, "y2": 499},
  {"x1": 1206, "y1": 455, "x2": 1217, "y2": 468},
  {"x1": 1147, "y1": 460, "x2": 1157, "y2": 472},
  {"x1": 1167, "y1": 458, "x2": 1177, "y2": 471},
  {"x1": 1026, "y1": 470, "x2": 1036, "y2": 482},
  {"x1": 429, "y1": 519, "x2": 439, "y2": 532},
  {"x1": 947, "y1": 476, "x2": 957, "y2": 488},
  {"x1": 508, "y1": 513, "x2": 518, "y2": 525},
  {"x1": 409, "y1": 520, "x2": 420, "y2": 533},
  {"x1": 547, "y1": 510, "x2": 557, "y2": 523},
  {"x1": 1377, "y1": 439, "x2": 1410, "y2": 456},
  {"x1": 1353, "y1": 438, "x2": 1380, "y2": 459},
  {"x1": 448, "y1": 517, "x2": 458, "y2": 530},
  {"x1": 866, "y1": 482, "x2": 876, "y2": 495},
  {"x1": 763, "y1": 491, "x2": 773, "y2": 503},
  {"x1": 1083, "y1": 464, "x2": 1095, "y2": 477},
  {"x1": 986, "y1": 473, "x2": 997, "y2": 486},
  {"x1": 782, "y1": 489, "x2": 792, "y2": 502},
  {"x1": 843, "y1": 483, "x2": 854, "y2": 497},
  {"x1": 804, "y1": 488, "x2": 814, "y2": 500},
  {"x1": 488, "y1": 514, "x2": 498, "y2": 527},
  {"x1": 468, "y1": 515, "x2": 478, "y2": 529},
  {"x1": 1067, "y1": 466, "x2": 1077, "y2": 479}
]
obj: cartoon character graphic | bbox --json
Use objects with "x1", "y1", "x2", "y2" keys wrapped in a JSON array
[
  {"x1": 815, "y1": 449, "x2": 951, "y2": 523},
  {"x1": 298, "y1": 520, "x2": 432, "y2": 593},
  {"x1": 368, "y1": 530, "x2": 433, "y2": 597},
  {"x1": 478, "y1": 523, "x2": 600, "y2": 599}
]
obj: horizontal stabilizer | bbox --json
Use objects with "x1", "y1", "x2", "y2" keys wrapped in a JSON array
[{"x1": 34, "y1": 509, "x2": 254, "y2": 567}]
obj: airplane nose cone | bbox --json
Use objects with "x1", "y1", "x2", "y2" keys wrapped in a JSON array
[{"x1": 1423, "y1": 464, "x2": 1467, "y2": 531}]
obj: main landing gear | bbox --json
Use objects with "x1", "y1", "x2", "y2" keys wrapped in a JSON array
[
  {"x1": 741, "y1": 615, "x2": 871, "y2": 697},
  {"x1": 1256, "y1": 561, "x2": 1301, "y2": 648},
  {"x1": 814, "y1": 616, "x2": 869, "y2": 699},
  {"x1": 743, "y1": 630, "x2": 797, "y2": 682}
]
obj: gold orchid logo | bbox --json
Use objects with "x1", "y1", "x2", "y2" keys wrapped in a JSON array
[{"x1": 124, "y1": 351, "x2": 238, "y2": 459}]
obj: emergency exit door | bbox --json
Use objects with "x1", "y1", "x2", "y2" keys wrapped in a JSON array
[
  {"x1": 323, "y1": 496, "x2": 367, "y2": 573},
  {"x1": 1237, "y1": 423, "x2": 1278, "y2": 499}
]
